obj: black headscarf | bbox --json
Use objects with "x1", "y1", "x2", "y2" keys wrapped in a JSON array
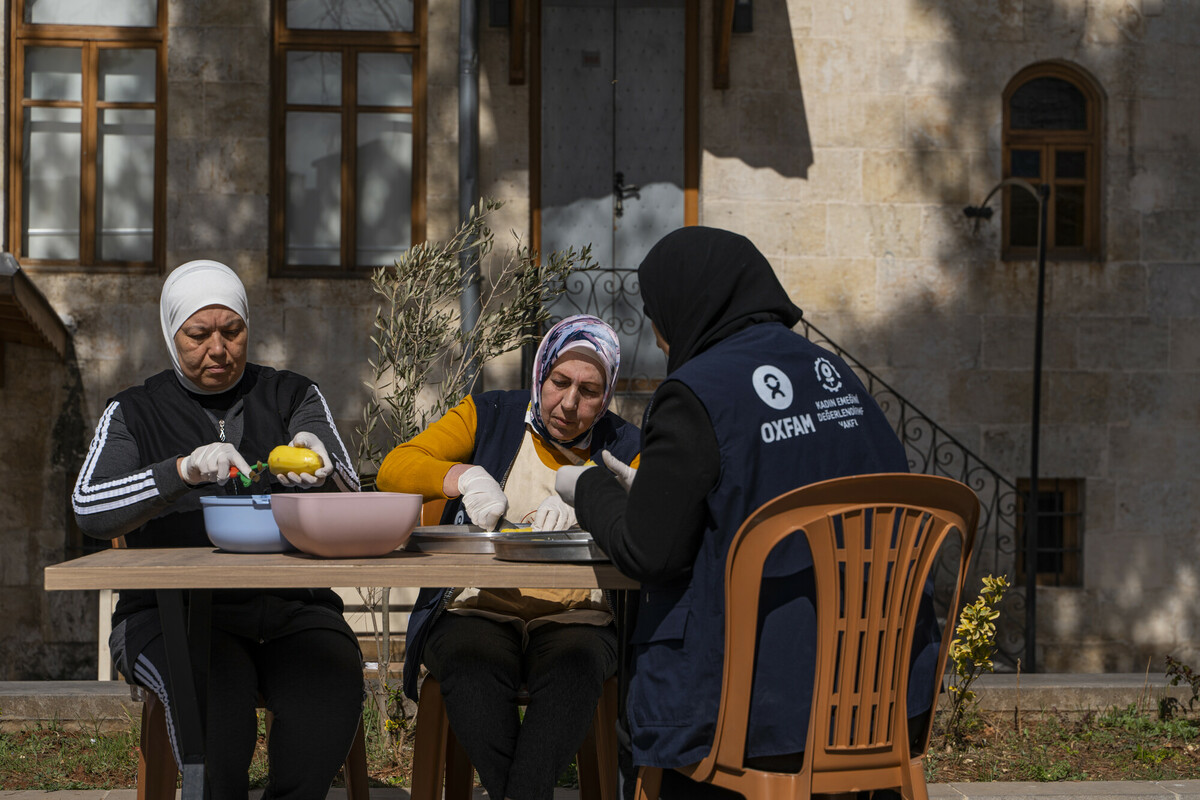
[{"x1": 638, "y1": 226, "x2": 803, "y2": 374}]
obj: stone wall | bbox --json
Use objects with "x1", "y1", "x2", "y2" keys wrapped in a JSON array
[
  {"x1": 701, "y1": 0, "x2": 1200, "y2": 671},
  {"x1": 6, "y1": 0, "x2": 1199, "y2": 679},
  {"x1": 1, "y1": 1, "x2": 529, "y2": 680}
]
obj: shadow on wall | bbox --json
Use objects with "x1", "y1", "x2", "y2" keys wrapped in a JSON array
[
  {"x1": 0, "y1": 339, "x2": 97, "y2": 681},
  {"x1": 905, "y1": 0, "x2": 1148, "y2": 271},
  {"x1": 897, "y1": 0, "x2": 1200, "y2": 673},
  {"x1": 52, "y1": 342, "x2": 92, "y2": 554},
  {"x1": 709, "y1": 0, "x2": 813, "y2": 180}
]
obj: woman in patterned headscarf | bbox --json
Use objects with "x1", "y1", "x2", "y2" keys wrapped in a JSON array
[{"x1": 377, "y1": 313, "x2": 640, "y2": 800}]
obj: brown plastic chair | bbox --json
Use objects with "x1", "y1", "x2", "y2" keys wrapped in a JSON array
[
  {"x1": 135, "y1": 688, "x2": 370, "y2": 799},
  {"x1": 635, "y1": 472, "x2": 980, "y2": 800},
  {"x1": 410, "y1": 674, "x2": 620, "y2": 800},
  {"x1": 421, "y1": 498, "x2": 447, "y2": 526}
]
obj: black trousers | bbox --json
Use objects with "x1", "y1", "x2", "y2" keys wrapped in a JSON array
[
  {"x1": 130, "y1": 625, "x2": 364, "y2": 799},
  {"x1": 423, "y1": 613, "x2": 618, "y2": 800}
]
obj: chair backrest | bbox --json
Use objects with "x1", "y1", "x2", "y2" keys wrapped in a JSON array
[
  {"x1": 691, "y1": 472, "x2": 979, "y2": 792},
  {"x1": 421, "y1": 499, "x2": 447, "y2": 526}
]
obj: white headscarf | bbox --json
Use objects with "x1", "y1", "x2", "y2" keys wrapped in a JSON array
[{"x1": 159, "y1": 260, "x2": 249, "y2": 395}]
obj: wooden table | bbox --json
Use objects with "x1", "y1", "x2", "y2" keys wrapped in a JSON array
[
  {"x1": 44, "y1": 546, "x2": 639, "y2": 592},
  {"x1": 45, "y1": 547, "x2": 639, "y2": 798}
]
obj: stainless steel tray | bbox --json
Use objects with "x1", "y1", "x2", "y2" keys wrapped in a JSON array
[
  {"x1": 491, "y1": 531, "x2": 609, "y2": 563},
  {"x1": 408, "y1": 524, "x2": 503, "y2": 554}
]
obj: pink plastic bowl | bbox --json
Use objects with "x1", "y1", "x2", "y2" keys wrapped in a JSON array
[{"x1": 270, "y1": 492, "x2": 423, "y2": 557}]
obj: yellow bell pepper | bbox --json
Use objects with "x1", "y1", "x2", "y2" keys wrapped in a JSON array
[{"x1": 268, "y1": 445, "x2": 323, "y2": 475}]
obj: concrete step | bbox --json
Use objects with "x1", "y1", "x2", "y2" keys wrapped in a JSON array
[
  {"x1": 3, "y1": 673, "x2": 1190, "y2": 732},
  {"x1": 0, "y1": 680, "x2": 141, "y2": 732},
  {"x1": 962, "y1": 672, "x2": 1190, "y2": 715}
]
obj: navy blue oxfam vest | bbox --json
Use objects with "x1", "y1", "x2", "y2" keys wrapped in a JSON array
[
  {"x1": 401, "y1": 389, "x2": 642, "y2": 700},
  {"x1": 626, "y1": 323, "x2": 940, "y2": 768}
]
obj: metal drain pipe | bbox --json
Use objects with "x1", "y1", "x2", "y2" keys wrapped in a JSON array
[{"x1": 459, "y1": 0, "x2": 482, "y2": 390}]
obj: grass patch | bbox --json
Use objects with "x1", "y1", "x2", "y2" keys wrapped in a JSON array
[
  {"x1": 926, "y1": 705, "x2": 1200, "y2": 783},
  {"x1": 1, "y1": 704, "x2": 581, "y2": 790},
  {"x1": 0, "y1": 720, "x2": 139, "y2": 790},
  {"x1": 9, "y1": 700, "x2": 1200, "y2": 790}
]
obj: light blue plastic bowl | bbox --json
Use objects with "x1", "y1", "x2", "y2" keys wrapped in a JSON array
[{"x1": 199, "y1": 495, "x2": 295, "y2": 553}]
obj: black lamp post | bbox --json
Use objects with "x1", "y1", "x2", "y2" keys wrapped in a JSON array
[{"x1": 964, "y1": 177, "x2": 1050, "y2": 674}]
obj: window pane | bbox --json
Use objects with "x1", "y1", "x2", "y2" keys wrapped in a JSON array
[
  {"x1": 358, "y1": 53, "x2": 413, "y2": 106},
  {"x1": 356, "y1": 112, "x2": 412, "y2": 266},
  {"x1": 97, "y1": 108, "x2": 154, "y2": 261},
  {"x1": 1054, "y1": 185, "x2": 1085, "y2": 248},
  {"x1": 27, "y1": 0, "x2": 157, "y2": 26},
  {"x1": 1010, "y1": 77, "x2": 1087, "y2": 130},
  {"x1": 287, "y1": 51, "x2": 342, "y2": 105},
  {"x1": 286, "y1": 0, "x2": 413, "y2": 32},
  {"x1": 1016, "y1": 478, "x2": 1083, "y2": 587},
  {"x1": 99, "y1": 49, "x2": 156, "y2": 103},
  {"x1": 286, "y1": 112, "x2": 342, "y2": 266},
  {"x1": 23, "y1": 107, "x2": 81, "y2": 260},
  {"x1": 25, "y1": 47, "x2": 82, "y2": 102},
  {"x1": 1032, "y1": 489, "x2": 1066, "y2": 575},
  {"x1": 1011, "y1": 149, "x2": 1040, "y2": 179},
  {"x1": 1055, "y1": 149, "x2": 1086, "y2": 180},
  {"x1": 1009, "y1": 186, "x2": 1039, "y2": 249}
]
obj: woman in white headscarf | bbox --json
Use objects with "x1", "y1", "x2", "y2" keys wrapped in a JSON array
[{"x1": 73, "y1": 260, "x2": 365, "y2": 797}]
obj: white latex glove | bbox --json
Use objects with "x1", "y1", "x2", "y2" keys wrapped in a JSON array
[
  {"x1": 275, "y1": 431, "x2": 333, "y2": 489},
  {"x1": 532, "y1": 495, "x2": 577, "y2": 531},
  {"x1": 601, "y1": 450, "x2": 637, "y2": 493},
  {"x1": 457, "y1": 465, "x2": 509, "y2": 530},
  {"x1": 179, "y1": 442, "x2": 253, "y2": 486},
  {"x1": 554, "y1": 464, "x2": 594, "y2": 506}
]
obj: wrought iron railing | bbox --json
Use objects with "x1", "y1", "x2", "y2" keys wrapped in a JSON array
[
  {"x1": 797, "y1": 319, "x2": 1024, "y2": 670},
  {"x1": 550, "y1": 268, "x2": 1025, "y2": 670}
]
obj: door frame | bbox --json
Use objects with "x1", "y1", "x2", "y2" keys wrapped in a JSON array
[{"x1": 529, "y1": 0, "x2": 700, "y2": 257}]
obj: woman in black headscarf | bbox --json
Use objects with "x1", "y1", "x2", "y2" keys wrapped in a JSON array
[{"x1": 560, "y1": 227, "x2": 940, "y2": 797}]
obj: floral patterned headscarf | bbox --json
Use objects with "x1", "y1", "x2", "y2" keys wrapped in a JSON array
[{"x1": 528, "y1": 314, "x2": 621, "y2": 448}]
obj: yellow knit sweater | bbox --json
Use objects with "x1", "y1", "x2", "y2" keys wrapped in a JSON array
[{"x1": 376, "y1": 396, "x2": 639, "y2": 624}]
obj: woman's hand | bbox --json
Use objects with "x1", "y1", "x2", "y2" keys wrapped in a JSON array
[
  {"x1": 179, "y1": 442, "x2": 252, "y2": 486},
  {"x1": 532, "y1": 495, "x2": 576, "y2": 531},
  {"x1": 553, "y1": 464, "x2": 593, "y2": 506},
  {"x1": 457, "y1": 466, "x2": 509, "y2": 530},
  {"x1": 601, "y1": 450, "x2": 637, "y2": 492},
  {"x1": 275, "y1": 432, "x2": 333, "y2": 488}
]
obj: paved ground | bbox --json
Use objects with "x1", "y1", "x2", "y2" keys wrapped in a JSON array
[{"x1": 4, "y1": 784, "x2": 1200, "y2": 800}]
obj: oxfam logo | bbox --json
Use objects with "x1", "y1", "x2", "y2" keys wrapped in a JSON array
[{"x1": 752, "y1": 365, "x2": 793, "y2": 410}]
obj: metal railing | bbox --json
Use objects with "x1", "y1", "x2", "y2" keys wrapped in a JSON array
[
  {"x1": 797, "y1": 319, "x2": 1024, "y2": 670},
  {"x1": 551, "y1": 268, "x2": 1026, "y2": 670}
]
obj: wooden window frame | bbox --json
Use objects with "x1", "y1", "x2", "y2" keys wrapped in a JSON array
[
  {"x1": 1016, "y1": 477, "x2": 1084, "y2": 588},
  {"x1": 1002, "y1": 61, "x2": 1104, "y2": 262},
  {"x1": 8, "y1": 1, "x2": 167, "y2": 273},
  {"x1": 270, "y1": 4, "x2": 428, "y2": 279}
]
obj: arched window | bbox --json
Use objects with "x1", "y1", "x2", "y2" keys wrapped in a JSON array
[{"x1": 1003, "y1": 62, "x2": 1104, "y2": 259}]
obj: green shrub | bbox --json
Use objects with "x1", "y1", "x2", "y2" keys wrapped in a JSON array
[{"x1": 941, "y1": 574, "x2": 1010, "y2": 745}]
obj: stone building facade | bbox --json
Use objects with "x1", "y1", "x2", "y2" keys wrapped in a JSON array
[{"x1": 2, "y1": 0, "x2": 1196, "y2": 679}]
